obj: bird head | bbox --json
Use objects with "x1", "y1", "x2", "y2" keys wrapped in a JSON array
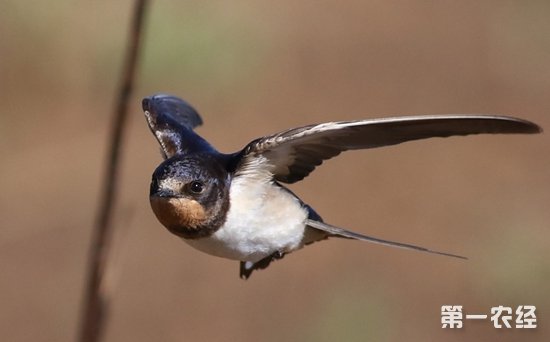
[{"x1": 149, "y1": 153, "x2": 230, "y2": 239}]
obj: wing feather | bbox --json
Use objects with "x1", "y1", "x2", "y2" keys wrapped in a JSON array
[
  {"x1": 237, "y1": 115, "x2": 540, "y2": 183},
  {"x1": 142, "y1": 94, "x2": 215, "y2": 158}
]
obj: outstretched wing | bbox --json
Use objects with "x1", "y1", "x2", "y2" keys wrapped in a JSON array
[
  {"x1": 236, "y1": 115, "x2": 540, "y2": 183},
  {"x1": 142, "y1": 94, "x2": 216, "y2": 159}
]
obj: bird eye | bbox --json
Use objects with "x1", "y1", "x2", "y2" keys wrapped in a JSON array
[{"x1": 188, "y1": 181, "x2": 205, "y2": 194}]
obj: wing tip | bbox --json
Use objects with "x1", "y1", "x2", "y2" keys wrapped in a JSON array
[
  {"x1": 499, "y1": 116, "x2": 542, "y2": 134},
  {"x1": 142, "y1": 93, "x2": 204, "y2": 129}
]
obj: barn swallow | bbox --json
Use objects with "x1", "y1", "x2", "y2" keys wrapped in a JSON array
[{"x1": 142, "y1": 94, "x2": 540, "y2": 279}]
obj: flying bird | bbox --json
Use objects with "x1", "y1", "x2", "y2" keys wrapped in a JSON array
[{"x1": 142, "y1": 94, "x2": 540, "y2": 279}]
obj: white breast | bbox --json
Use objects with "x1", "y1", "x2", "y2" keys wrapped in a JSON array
[{"x1": 185, "y1": 172, "x2": 309, "y2": 262}]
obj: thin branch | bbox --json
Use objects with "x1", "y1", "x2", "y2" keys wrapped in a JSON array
[{"x1": 78, "y1": 1, "x2": 149, "y2": 342}]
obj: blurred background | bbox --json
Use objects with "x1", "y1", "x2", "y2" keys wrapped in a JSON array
[{"x1": 1, "y1": 1, "x2": 549, "y2": 341}]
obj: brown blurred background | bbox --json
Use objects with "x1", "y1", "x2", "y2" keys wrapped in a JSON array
[{"x1": 1, "y1": 1, "x2": 549, "y2": 341}]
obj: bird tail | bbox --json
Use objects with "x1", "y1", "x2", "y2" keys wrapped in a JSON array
[{"x1": 305, "y1": 219, "x2": 467, "y2": 260}]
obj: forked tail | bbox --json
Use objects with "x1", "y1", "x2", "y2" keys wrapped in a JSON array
[{"x1": 306, "y1": 219, "x2": 467, "y2": 259}]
